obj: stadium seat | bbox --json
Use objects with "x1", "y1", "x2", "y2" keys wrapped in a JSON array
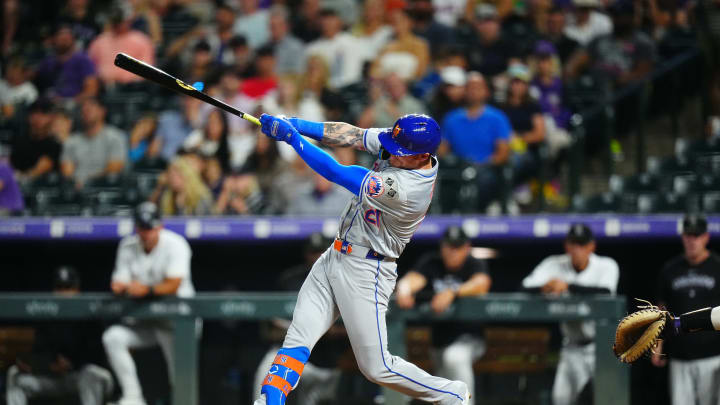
[{"x1": 576, "y1": 192, "x2": 621, "y2": 213}]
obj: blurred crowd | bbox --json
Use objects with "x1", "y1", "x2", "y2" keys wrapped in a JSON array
[{"x1": 0, "y1": 0, "x2": 707, "y2": 216}]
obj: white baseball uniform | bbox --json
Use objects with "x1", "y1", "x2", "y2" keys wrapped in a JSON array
[
  {"x1": 522, "y1": 253, "x2": 619, "y2": 405},
  {"x1": 269, "y1": 128, "x2": 468, "y2": 404},
  {"x1": 102, "y1": 229, "x2": 195, "y2": 405}
]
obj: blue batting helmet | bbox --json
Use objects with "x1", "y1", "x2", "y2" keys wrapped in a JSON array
[{"x1": 378, "y1": 114, "x2": 441, "y2": 156}]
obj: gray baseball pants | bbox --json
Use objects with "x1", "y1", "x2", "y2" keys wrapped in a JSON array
[{"x1": 282, "y1": 248, "x2": 466, "y2": 404}]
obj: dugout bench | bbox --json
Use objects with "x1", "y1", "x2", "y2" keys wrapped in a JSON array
[{"x1": 0, "y1": 293, "x2": 628, "y2": 405}]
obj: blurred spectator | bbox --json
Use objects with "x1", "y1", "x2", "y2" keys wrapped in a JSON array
[
  {"x1": 57, "y1": 0, "x2": 101, "y2": 49},
  {"x1": 50, "y1": 106, "x2": 74, "y2": 145},
  {"x1": 396, "y1": 226, "x2": 492, "y2": 405},
  {"x1": 431, "y1": 0, "x2": 467, "y2": 27},
  {"x1": 539, "y1": 7, "x2": 581, "y2": 65},
  {"x1": 152, "y1": 0, "x2": 199, "y2": 55},
  {"x1": 501, "y1": 64, "x2": 545, "y2": 184},
  {"x1": 409, "y1": 0, "x2": 456, "y2": 54},
  {"x1": 242, "y1": 45, "x2": 278, "y2": 99},
  {"x1": 60, "y1": 98, "x2": 127, "y2": 188},
  {"x1": 372, "y1": 8, "x2": 431, "y2": 80},
  {"x1": 0, "y1": 57, "x2": 37, "y2": 118},
  {"x1": 6, "y1": 266, "x2": 113, "y2": 405},
  {"x1": 459, "y1": 4, "x2": 515, "y2": 78},
  {"x1": 306, "y1": 8, "x2": 373, "y2": 89},
  {"x1": 202, "y1": 68, "x2": 256, "y2": 139},
  {"x1": 351, "y1": 0, "x2": 393, "y2": 58},
  {"x1": 563, "y1": 0, "x2": 613, "y2": 46},
  {"x1": 202, "y1": 157, "x2": 224, "y2": 198},
  {"x1": 183, "y1": 109, "x2": 231, "y2": 172},
  {"x1": 291, "y1": 0, "x2": 323, "y2": 43},
  {"x1": 0, "y1": 160, "x2": 24, "y2": 215},
  {"x1": 266, "y1": 155, "x2": 314, "y2": 214},
  {"x1": 697, "y1": 0, "x2": 720, "y2": 120},
  {"x1": 656, "y1": 3, "x2": 695, "y2": 59},
  {"x1": 214, "y1": 171, "x2": 262, "y2": 214},
  {"x1": 569, "y1": 3, "x2": 654, "y2": 87},
  {"x1": 241, "y1": 133, "x2": 287, "y2": 196},
  {"x1": 87, "y1": 3, "x2": 155, "y2": 85},
  {"x1": 2, "y1": 0, "x2": 19, "y2": 57},
  {"x1": 156, "y1": 96, "x2": 201, "y2": 162},
  {"x1": 441, "y1": 72, "x2": 511, "y2": 210},
  {"x1": 128, "y1": 115, "x2": 162, "y2": 165},
  {"x1": 166, "y1": 3, "x2": 234, "y2": 65},
  {"x1": 358, "y1": 73, "x2": 427, "y2": 128},
  {"x1": 104, "y1": 202, "x2": 196, "y2": 405},
  {"x1": 429, "y1": 66, "x2": 467, "y2": 122},
  {"x1": 269, "y1": 6, "x2": 306, "y2": 75},
  {"x1": 652, "y1": 215, "x2": 720, "y2": 405},
  {"x1": 127, "y1": 0, "x2": 163, "y2": 46},
  {"x1": 228, "y1": 35, "x2": 254, "y2": 77},
  {"x1": 287, "y1": 171, "x2": 353, "y2": 216},
  {"x1": 529, "y1": 41, "x2": 570, "y2": 129},
  {"x1": 34, "y1": 24, "x2": 98, "y2": 100},
  {"x1": 10, "y1": 99, "x2": 62, "y2": 181},
  {"x1": 181, "y1": 40, "x2": 216, "y2": 85},
  {"x1": 233, "y1": 0, "x2": 270, "y2": 49},
  {"x1": 522, "y1": 223, "x2": 619, "y2": 405},
  {"x1": 152, "y1": 157, "x2": 212, "y2": 215}
]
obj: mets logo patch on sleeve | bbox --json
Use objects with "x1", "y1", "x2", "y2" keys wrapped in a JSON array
[{"x1": 366, "y1": 175, "x2": 385, "y2": 198}]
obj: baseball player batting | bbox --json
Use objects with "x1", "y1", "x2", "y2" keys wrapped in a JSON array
[{"x1": 253, "y1": 114, "x2": 470, "y2": 405}]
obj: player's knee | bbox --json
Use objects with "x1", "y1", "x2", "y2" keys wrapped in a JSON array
[
  {"x1": 356, "y1": 356, "x2": 391, "y2": 384},
  {"x1": 442, "y1": 345, "x2": 471, "y2": 370},
  {"x1": 102, "y1": 326, "x2": 126, "y2": 349}
]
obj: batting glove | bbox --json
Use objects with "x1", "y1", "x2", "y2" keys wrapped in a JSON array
[{"x1": 260, "y1": 114, "x2": 298, "y2": 144}]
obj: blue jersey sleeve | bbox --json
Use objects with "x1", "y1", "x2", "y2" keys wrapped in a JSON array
[{"x1": 288, "y1": 129, "x2": 369, "y2": 196}]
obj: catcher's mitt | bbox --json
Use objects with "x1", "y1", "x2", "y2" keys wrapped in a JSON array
[{"x1": 613, "y1": 299, "x2": 672, "y2": 363}]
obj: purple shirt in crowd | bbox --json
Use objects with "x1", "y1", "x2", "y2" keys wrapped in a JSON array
[
  {"x1": 530, "y1": 77, "x2": 571, "y2": 129},
  {"x1": 35, "y1": 51, "x2": 96, "y2": 98},
  {"x1": 0, "y1": 163, "x2": 24, "y2": 213}
]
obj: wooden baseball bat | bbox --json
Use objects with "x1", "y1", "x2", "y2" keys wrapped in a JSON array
[{"x1": 113, "y1": 52, "x2": 261, "y2": 126}]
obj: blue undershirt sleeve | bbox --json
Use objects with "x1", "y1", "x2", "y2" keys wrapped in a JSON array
[{"x1": 288, "y1": 129, "x2": 369, "y2": 196}]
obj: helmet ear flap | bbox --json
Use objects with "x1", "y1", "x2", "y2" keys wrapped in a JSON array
[{"x1": 380, "y1": 147, "x2": 391, "y2": 160}]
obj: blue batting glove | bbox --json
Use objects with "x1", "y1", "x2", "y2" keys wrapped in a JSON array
[{"x1": 260, "y1": 114, "x2": 298, "y2": 144}]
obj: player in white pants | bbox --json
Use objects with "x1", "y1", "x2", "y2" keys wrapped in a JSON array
[
  {"x1": 396, "y1": 226, "x2": 493, "y2": 405},
  {"x1": 103, "y1": 202, "x2": 196, "y2": 405},
  {"x1": 521, "y1": 224, "x2": 619, "y2": 405},
  {"x1": 253, "y1": 114, "x2": 469, "y2": 405},
  {"x1": 652, "y1": 214, "x2": 720, "y2": 405}
]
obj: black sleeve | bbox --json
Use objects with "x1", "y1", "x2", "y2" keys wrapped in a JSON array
[
  {"x1": 568, "y1": 285, "x2": 611, "y2": 294},
  {"x1": 468, "y1": 257, "x2": 488, "y2": 275},
  {"x1": 521, "y1": 286, "x2": 543, "y2": 294},
  {"x1": 528, "y1": 102, "x2": 543, "y2": 116},
  {"x1": 413, "y1": 253, "x2": 438, "y2": 281}
]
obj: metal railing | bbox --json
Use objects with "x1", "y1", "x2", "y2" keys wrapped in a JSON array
[{"x1": 0, "y1": 293, "x2": 629, "y2": 405}]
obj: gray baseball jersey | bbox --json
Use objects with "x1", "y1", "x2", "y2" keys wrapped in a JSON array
[{"x1": 336, "y1": 128, "x2": 438, "y2": 259}]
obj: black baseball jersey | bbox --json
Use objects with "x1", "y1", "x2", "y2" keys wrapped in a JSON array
[
  {"x1": 657, "y1": 252, "x2": 720, "y2": 360},
  {"x1": 414, "y1": 252, "x2": 489, "y2": 346}
]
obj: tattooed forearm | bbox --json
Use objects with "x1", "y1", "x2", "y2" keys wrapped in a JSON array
[{"x1": 322, "y1": 122, "x2": 366, "y2": 150}]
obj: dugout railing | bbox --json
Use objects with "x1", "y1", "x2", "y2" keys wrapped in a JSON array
[{"x1": 0, "y1": 293, "x2": 628, "y2": 405}]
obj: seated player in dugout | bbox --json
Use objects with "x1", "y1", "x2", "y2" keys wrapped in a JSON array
[
  {"x1": 6, "y1": 267, "x2": 114, "y2": 405},
  {"x1": 396, "y1": 225, "x2": 492, "y2": 405},
  {"x1": 254, "y1": 113, "x2": 472, "y2": 404},
  {"x1": 521, "y1": 223, "x2": 619, "y2": 405}
]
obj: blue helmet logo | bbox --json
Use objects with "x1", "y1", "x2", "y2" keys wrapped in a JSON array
[{"x1": 378, "y1": 114, "x2": 441, "y2": 156}]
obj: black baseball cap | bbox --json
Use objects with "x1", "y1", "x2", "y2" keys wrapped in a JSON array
[
  {"x1": 442, "y1": 226, "x2": 469, "y2": 247},
  {"x1": 54, "y1": 266, "x2": 79, "y2": 290},
  {"x1": 134, "y1": 202, "x2": 162, "y2": 229},
  {"x1": 682, "y1": 214, "x2": 707, "y2": 236},
  {"x1": 566, "y1": 223, "x2": 594, "y2": 245}
]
